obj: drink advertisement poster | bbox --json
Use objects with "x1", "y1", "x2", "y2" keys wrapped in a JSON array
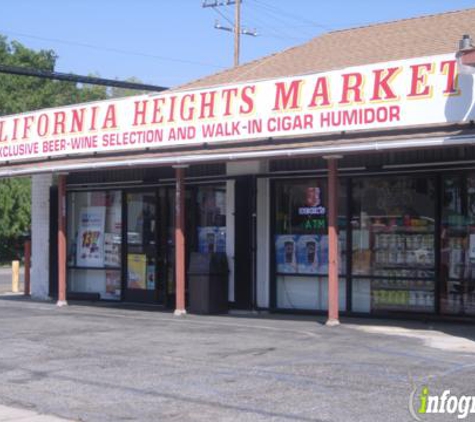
[
  {"x1": 198, "y1": 227, "x2": 226, "y2": 253},
  {"x1": 76, "y1": 206, "x2": 106, "y2": 267},
  {"x1": 297, "y1": 235, "x2": 329, "y2": 274},
  {"x1": 275, "y1": 235, "x2": 298, "y2": 273},
  {"x1": 127, "y1": 254, "x2": 147, "y2": 289}
]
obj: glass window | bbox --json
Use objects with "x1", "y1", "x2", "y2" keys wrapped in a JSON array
[
  {"x1": 351, "y1": 176, "x2": 436, "y2": 313},
  {"x1": 196, "y1": 186, "x2": 226, "y2": 253},
  {"x1": 67, "y1": 191, "x2": 122, "y2": 300},
  {"x1": 441, "y1": 174, "x2": 475, "y2": 315},
  {"x1": 273, "y1": 179, "x2": 347, "y2": 310}
]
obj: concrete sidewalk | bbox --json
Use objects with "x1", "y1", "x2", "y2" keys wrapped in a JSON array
[{"x1": 0, "y1": 404, "x2": 74, "y2": 421}]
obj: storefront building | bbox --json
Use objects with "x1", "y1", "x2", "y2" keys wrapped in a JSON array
[{"x1": 2, "y1": 8, "x2": 475, "y2": 321}]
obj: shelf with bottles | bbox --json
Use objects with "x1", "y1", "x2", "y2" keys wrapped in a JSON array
[
  {"x1": 370, "y1": 277, "x2": 434, "y2": 291},
  {"x1": 367, "y1": 215, "x2": 433, "y2": 232},
  {"x1": 372, "y1": 268, "x2": 434, "y2": 279},
  {"x1": 373, "y1": 231, "x2": 434, "y2": 268},
  {"x1": 371, "y1": 288, "x2": 435, "y2": 311}
]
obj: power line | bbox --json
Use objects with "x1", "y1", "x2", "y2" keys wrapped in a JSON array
[
  {"x1": 0, "y1": 64, "x2": 168, "y2": 91},
  {"x1": 241, "y1": 6, "x2": 309, "y2": 41},
  {"x1": 0, "y1": 29, "x2": 225, "y2": 70},
  {"x1": 211, "y1": 5, "x2": 235, "y2": 27},
  {"x1": 249, "y1": 0, "x2": 332, "y2": 31}
]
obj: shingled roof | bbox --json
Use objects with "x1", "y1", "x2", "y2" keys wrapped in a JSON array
[{"x1": 179, "y1": 7, "x2": 475, "y2": 90}]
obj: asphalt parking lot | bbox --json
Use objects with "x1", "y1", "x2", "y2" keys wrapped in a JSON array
[
  {"x1": 0, "y1": 296, "x2": 474, "y2": 422},
  {"x1": 0, "y1": 267, "x2": 23, "y2": 294}
]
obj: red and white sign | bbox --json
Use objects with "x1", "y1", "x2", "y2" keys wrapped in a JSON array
[{"x1": 0, "y1": 53, "x2": 470, "y2": 164}]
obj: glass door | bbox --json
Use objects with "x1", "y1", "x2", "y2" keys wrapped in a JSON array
[
  {"x1": 124, "y1": 191, "x2": 162, "y2": 303},
  {"x1": 441, "y1": 174, "x2": 475, "y2": 315}
]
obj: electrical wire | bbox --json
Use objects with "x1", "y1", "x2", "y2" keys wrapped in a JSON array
[
  {"x1": 211, "y1": 5, "x2": 235, "y2": 27},
  {"x1": 249, "y1": 0, "x2": 332, "y2": 31},
  {"x1": 241, "y1": 9, "x2": 309, "y2": 42},
  {"x1": 243, "y1": 1, "x2": 325, "y2": 41},
  {"x1": 0, "y1": 29, "x2": 226, "y2": 70}
]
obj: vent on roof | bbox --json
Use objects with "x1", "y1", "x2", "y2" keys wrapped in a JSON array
[{"x1": 457, "y1": 34, "x2": 475, "y2": 73}]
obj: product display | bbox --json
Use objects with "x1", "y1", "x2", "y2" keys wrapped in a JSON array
[
  {"x1": 370, "y1": 225, "x2": 435, "y2": 312},
  {"x1": 441, "y1": 230, "x2": 475, "y2": 315}
]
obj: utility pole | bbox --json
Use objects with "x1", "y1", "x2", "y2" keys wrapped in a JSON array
[
  {"x1": 202, "y1": 0, "x2": 257, "y2": 67},
  {"x1": 234, "y1": 0, "x2": 241, "y2": 67}
]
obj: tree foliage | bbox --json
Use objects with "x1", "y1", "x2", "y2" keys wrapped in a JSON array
[{"x1": 0, "y1": 36, "x2": 112, "y2": 261}]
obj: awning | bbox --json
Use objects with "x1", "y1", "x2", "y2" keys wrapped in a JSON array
[{"x1": 0, "y1": 123, "x2": 473, "y2": 178}]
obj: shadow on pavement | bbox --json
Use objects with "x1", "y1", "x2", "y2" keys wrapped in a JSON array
[{"x1": 1, "y1": 294, "x2": 473, "y2": 342}]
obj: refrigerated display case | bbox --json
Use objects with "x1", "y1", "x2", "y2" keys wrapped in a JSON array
[
  {"x1": 351, "y1": 175, "x2": 436, "y2": 314},
  {"x1": 370, "y1": 228, "x2": 435, "y2": 312}
]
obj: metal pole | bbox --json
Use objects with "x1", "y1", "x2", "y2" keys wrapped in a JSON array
[
  {"x1": 325, "y1": 156, "x2": 341, "y2": 326},
  {"x1": 174, "y1": 166, "x2": 187, "y2": 316},
  {"x1": 234, "y1": 0, "x2": 241, "y2": 66},
  {"x1": 57, "y1": 174, "x2": 67, "y2": 307},
  {"x1": 24, "y1": 240, "x2": 31, "y2": 296}
]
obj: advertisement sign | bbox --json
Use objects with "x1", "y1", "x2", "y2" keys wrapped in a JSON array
[
  {"x1": 104, "y1": 233, "x2": 121, "y2": 267},
  {"x1": 127, "y1": 254, "x2": 147, "y2": 289},
  {"x1": 76, "y1": 206, "x2": 106, "y2": 267},
  {"x1": 298, "y1": 186, "x2": 327, "y2": 232},
  {"x1": 296, "y1": 235, "x2": 329, "y2": 274},
  {"x1": 0, "y1": 53, "x2": 468, "y2": 164},
  {"x1": 275, "y1": 235, "x2": 298, "y2": 273},
  {"x1": 105, "y1": 270, "x2": 121, "y2": 300},
  {"x1": 198, "y1": 227, "x2": 226, "y2": 253}
]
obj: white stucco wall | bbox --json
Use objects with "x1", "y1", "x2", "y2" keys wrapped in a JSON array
[{"x1": 31, "y1": 174, "x2": 52, "y2": 300}]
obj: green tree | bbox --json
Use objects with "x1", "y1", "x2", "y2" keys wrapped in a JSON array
[
  {"x1": 109, "y1": 76, "x2": 149, "y2": 98},
  {"x1": 0, "y1": 36, "x2": 109, "y2": 261}
]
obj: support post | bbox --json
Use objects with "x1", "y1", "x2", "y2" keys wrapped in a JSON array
[
  {"x1": 57, "y1": 174, "x2": 67, "y2": 307},
  {"x1": 11, "y1": 260, "x2": 19, "y2": 293},
  {"x1": 324, "y1": 156, "x2": 342, "y2": 326},
  {"x1": 174, "y1": 165, "x2": 188, "y2": 316},
  {"x1": 24, "y1": 240, "x2": 31, "y2": 296}
]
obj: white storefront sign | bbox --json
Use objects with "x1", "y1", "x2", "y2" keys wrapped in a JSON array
[{"x1": 0, "y1": 53, "x2": 471, "y2": 164}]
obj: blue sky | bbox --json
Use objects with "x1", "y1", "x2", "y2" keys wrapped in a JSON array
[{"x1": 0, "y1": 0, "x2": 474, "y2": 88}]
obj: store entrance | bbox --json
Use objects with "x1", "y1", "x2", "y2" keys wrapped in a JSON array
[{"x1": 123, "y1": 190, "x2": 171, "y2": 304}]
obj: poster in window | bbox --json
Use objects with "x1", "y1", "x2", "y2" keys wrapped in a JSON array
[
  {"x1": 104, "y1": 270, "x2": 121, "y2": 300},
  {"x1": 297, "y1": 235, "x2": 320, "y2": 274},
  {"x1": 297, "y1": 186, "x2": 327, "y2": 233},
  {"x1": 198, "y1": 227, "x2": 226, "y2": 253},
  {"x1": 104, "y1": 233, "x2": 121, "y2": 267},
  {"x1": 127, "y1": 254, "x2": 147, "y2": 289},
  {"x1": 76, "y1": 206, "x2": 106, "y2": 267},
  {"x1": 275, "y1": 235, "x2": 298, "y2": 273}
]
